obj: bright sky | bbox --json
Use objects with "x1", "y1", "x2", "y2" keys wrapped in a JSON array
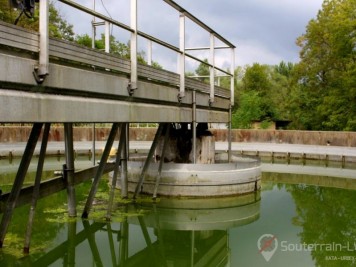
[{"x1": 55, "y1": 0, "x2": 324, "y2": 71}]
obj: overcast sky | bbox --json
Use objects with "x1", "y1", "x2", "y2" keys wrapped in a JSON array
[{"x1": 56, "y1": 0, "x2": 324, "y2": 71}]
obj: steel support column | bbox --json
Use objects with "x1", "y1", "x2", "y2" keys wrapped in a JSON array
[
  {"x1": 0, "y1": 123, "x2": 43, "y2": 248},
  {"x1": 121, "y1": 123, "x2": 129, "y2": 198},
  {"x1": 24, "y1": 123, "x2": 51, "y2": 254},
  {"x1": 192, "y1": 91, "x2": 197, "y2": 163},
  {"x1": 134, "y1": 124, "x2": 164, "y2": 198},
  {"x1": 228, "y1": 105, "x2": 232, "y2": 162},
  {"x1": 82, "y1": 123, "x2": 119, "y2": 218},
  {"x1": 64, "y1": 123, "x2": 77, "y2": 217},
  {"x1": 107, "y1": 123, "x2": 127, "y2": 220},
  {"x1": 92, "y1": 123, "x2": 96, "y2": 166},
  {"x1": 153, "y1": 123, "x2": 170, "y2": 199}
]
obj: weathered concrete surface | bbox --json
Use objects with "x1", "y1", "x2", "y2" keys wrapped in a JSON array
[
  {"x1": 1, "y1": 127, "x2": 356, "y2": 162},
  {"x1": 129, "y1": 194, "x2": 261, "y2": 230},
  {"x1": 1, "y1": 127, "x2": 356, "y2": 147},
  {"x1": 117, "y1": 161, "x2": 261, "y2": 197},
  {"x1": 212, "y1": 129, "x2": 356, "y2": 147},
  {"x1": 2, "y1": 140, "x2": 356, "y2": 163}
]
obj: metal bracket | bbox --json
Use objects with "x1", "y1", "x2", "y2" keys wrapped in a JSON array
[
  {"x1": 33, "y1": 66, "x2": 47, "y2": 84},
  {"x1": 209, "y1": 98, "x2": 214, "y2": 107},
  {"x1": 127, "y1": 82, "x2": 137, "y2": 96},
  {"x1": 177, "y1": 92, "x2": 185, "y2": 103}
]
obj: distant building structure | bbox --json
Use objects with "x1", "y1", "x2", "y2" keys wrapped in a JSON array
[{"x1": 251, "y1": 120, "x2": 291, "y2": 130}]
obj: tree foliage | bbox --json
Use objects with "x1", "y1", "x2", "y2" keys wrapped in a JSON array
[
  {"x1": 194, "y1": 59, "x2": 210, "y2": 83},
  {"x1": 232, "y1": 0, "x2": 356, "y2": 131},
  {"x1": 1, "y1": 1, "x2": 162, "y2": 68},
  {"x1": 75, "y1": 33, "x2": 162, "y2": 68},
  {"x1": 231, "y1": 62, "x2": 295, "y2": 129},
  {"x1": 292, "y1": 0, "x2": 356, "y2": 130},
  {"x1": 0, "y1": 1, "x2": 74, "y2": 41}
]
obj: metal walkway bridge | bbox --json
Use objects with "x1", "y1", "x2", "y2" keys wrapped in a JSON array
[
  {"x1": 0, "y1": 0, "x2": 235, "y2": 123},
  {"x1": 0, "y1": 0, "x2": 235, "y2": 251}
]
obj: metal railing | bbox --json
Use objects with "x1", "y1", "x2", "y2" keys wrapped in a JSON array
[{"x1": 37, "y1": 0, "x2": 235, "y2": 104}]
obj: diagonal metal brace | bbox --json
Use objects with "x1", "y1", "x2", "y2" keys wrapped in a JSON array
[{"x1": 133, "y1": 123, "x2": 165, "y2": 198}]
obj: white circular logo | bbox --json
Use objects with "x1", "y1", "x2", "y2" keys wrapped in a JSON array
[{"x1": 257, "y1": 234, "x2": 278, "y2": 262}]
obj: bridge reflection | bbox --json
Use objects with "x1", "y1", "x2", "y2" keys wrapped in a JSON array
[{"x1": 25, "y1": 193, "x2": 260, "y2": 266}]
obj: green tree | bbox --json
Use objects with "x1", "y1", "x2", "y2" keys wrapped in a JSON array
[
  {"x1": 48, "y1": 3, "x2": 74, "y2": 41},
  {"x1": 270, "y1": 62, "x2": 296, "y2": 122},
  {"x1": 195, "y1": 59, "x2": 210, "y2": 83},
  {"x1": 0, "y1": 1, "x2": 74, "y2": 41},
  {"x1": 244, "y1": 64, "x2": 276, "y2": 119},
  {"x1": 231, "y1": 62, "x2": 296, "y2": 129},
  {"x1": 294, "y1": 0, "x2": 356, "y2": 130},
  {"x1": 75, "y1": 33, "x2": 163, "y2": 68},
  {"x1": 242, "y1": 63, "x2": 271, "y2": 95},
  {"x1": 0, "y1": 0, "x2": 14, "y2": 22},
  {"x1": 231, "y1": 91, "x2": 265, "y2": 129}
]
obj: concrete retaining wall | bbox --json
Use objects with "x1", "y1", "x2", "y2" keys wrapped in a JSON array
[
  {"x1": 212, "y1": 129, "x2": 356, "y2": 147},
  {"x1": 1, "y1": 126, "x2": 356, "y2": 147}
]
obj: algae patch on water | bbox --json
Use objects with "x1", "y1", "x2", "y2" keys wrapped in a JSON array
[{"x1": 2, "y1": 233, "x2": 50, "y2": 259}]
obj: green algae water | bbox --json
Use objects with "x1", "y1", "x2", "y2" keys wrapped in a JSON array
[{"x1": 1, "y1": 158, "x2": 356, "y2": 266}]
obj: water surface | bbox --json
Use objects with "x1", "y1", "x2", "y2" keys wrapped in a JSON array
[{"x1": 0, "y1": 158, "x2": 356, "y2": 266}]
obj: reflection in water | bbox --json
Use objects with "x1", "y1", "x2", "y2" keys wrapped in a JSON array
[
  {"x1": 2, "y1": 162, "x2": 356, "y2": 266},
  {"x1": 288, "y1": 184, "x2": 356, "y2": 267},
  {"x1": 0, "y1": 189, "x2": 260, "y2": 266},
  {"x1": 262, "y1": 172, "x2": 356, "y2": 267}
]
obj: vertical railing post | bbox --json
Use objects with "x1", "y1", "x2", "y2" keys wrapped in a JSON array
[
  {"x1": 209, "y1": 33, "x2": 215, "y2": 104},
  {"x1": 147, "y1": 40, "x2": 152, "y2": 66},
  {"x1": 105, "y1": 21, "x2": 110, "y2": 53},
  {"x1": 230, "y1": 48, "x2": 235, "y2": 106},
  {"x1": 229, "y1": 48, "x2": 235, "y2": 162},
  {"x1": 92, "y1": 0, "x2": 96, "y2": 49},
  {"x1": 178, "y1": 13, "x2": 185, "y2": 101},
  {"x1": 128, "y1": 0, "x2": 138, "y2": 95},
  {"x1": 34, "y1": 0, "x2": 49, "y2": 83}
]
